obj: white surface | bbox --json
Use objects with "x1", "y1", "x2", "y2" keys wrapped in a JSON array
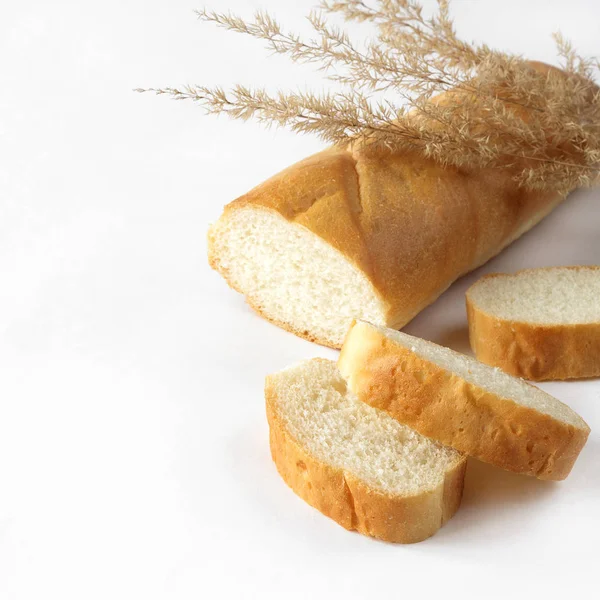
[{"x1": 0, "y1": 1, "x2": 599, "y2": 598}]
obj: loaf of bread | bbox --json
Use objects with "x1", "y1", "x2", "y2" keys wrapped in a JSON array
[
  {"x1": 338, "y1": 321, "x2": 590, "y2": 480},
  {"x1": 466, "y1": 266, "x2": 600, "y2": 380},
  {"x1": 266, "y1": 358, "x2": 467, "y2": 543},
  {"x1": 208, "y1": 145, "x2": 563, "y2": 348}
]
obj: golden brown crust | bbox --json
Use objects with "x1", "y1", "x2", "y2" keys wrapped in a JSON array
[
  {"x1": 338, "y1": 322, "x2": 590, "y2": 481},
  {"x1": 349, "y1": 147, "x2": 562, "y2": 329},
  {"x1": 265, "y1": 366, "x2": 467, "y2": 543},
  {"x1": 466, "y1": 267, "x2": 600, "y2": 381}
]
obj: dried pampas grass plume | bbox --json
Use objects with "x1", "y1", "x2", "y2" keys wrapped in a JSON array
[{"x1": 137, "y1": 0, "x2": 600, "y2": 194}]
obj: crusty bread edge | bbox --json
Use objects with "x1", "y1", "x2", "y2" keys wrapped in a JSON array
[
  {"x1": 338, "y1": 321, "x2": 590, "y2": 481},
  {"x1": 265, "y1": 360, "x2": 467, "y2": 543},
  {"x1": 466, "y1": 267, "x2": 600, "y2": 381}
]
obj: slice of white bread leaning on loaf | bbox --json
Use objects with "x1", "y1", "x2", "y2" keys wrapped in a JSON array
[
  {"x1": 338, "y1": 321, "x2": 590, "y2": 481},
  {"x1": 466, "y1": 266, "x2": 600, "y2": 380},
  {"x1": 266, "y1": 358, "x2": 467, "y2": 543},
  {"x1": 208, "y1": 62, "x2": 570, "y2": 349}
]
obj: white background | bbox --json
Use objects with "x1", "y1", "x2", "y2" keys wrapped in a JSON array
[{"x1": 1, "y1": 1, "x2": 599, "y2": 598}]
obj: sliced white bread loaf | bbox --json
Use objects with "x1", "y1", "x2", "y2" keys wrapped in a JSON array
[
  {"x1": 208, "y1": 145, "x2": 563, "y2": 349},
  {"x1": 266, "y1": 358, "x2": 467, "y2": 543},
  {"x1": 338, "y1": 321, "x2": 590, "y2": 480},
  {"x1": 466, "y1": 266, "x2": 600, "y2": 380}
]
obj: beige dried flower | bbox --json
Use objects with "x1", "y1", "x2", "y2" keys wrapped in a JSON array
[{"x1": 137, "y1": 1, "x2": 600, "y2": 194}]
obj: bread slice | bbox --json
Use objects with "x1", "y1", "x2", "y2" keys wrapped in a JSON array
[
  {"x1": 338, "y1": 321, "x2": 590, "y2": 480},
  {"x1": 266, "y1": 358, "x2": 467, "y2": 543},
  {"x1": 466, "y1": 266, "x2": 600, "y2": 380}
]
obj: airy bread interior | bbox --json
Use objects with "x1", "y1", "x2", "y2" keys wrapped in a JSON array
[
  {"x1": 269, "y1": 358, "x2": 463, "y2": 496},
  {"x1": 366, "y1": 322, "x2": 587, "y2": 428},
  {"x1": 209, "y1": 207, "x2": 387, "y2": 346},
  {"x1": 468, "y1": 266, "x2": 600, "y2": 325}
]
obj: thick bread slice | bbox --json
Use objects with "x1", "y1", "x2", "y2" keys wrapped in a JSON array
[
  {"x1": 266, "y1": 358, "x2": 467, "y2": 543},
  {"x1": 208, "y1": 144, "x2": 562, "y2": 348},
  {"x1": 338, "y1": 321, "x2": 590, "y2": 480},
  {"x1": 466, "y1": 266, "x2": 600, "y2": 380}
]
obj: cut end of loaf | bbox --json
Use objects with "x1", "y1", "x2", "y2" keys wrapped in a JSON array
[
  {"x1": 208, "y1": 206, "x2": 387, "y2": 348},
  {"x1": 267, "y1": 358, "x2": 464, "y2": 497}
]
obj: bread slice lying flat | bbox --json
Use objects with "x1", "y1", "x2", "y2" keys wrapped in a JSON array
[
  {"x1": 338, "y1": 321, "x2": 590, "y2": 481},
  {"x1": 266, "y1": 358, "x2": 467, "y2": 543},
  {"x1": 466, "y1": 266, "x2": 600, "y2": 380}
]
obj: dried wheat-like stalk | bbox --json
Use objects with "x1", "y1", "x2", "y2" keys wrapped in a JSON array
[{"x1": 137, "y1": 0, "x2": 600, "y2": 194}]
